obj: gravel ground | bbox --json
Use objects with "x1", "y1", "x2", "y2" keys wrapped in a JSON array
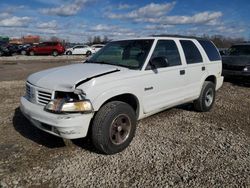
[
  {"x1": 0, "y1": 78, "x2": 249, "y2": 187},
  {"x1": 0, "y1": 55, "x2": 85, "y2": 62}
]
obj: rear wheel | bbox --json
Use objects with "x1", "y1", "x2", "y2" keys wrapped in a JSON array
[
  {"x1": 194, "y1": 81, "x2": 215, "y2": 112},
  {"x1": 21, "y1": 50, "x2": 26, "y2": 55},
  {"x1": 52, "y1": 50, "x2": 58, "y2": 56},
  {"x1": 91, "y1": 101, "x2": 136, "y2": 154},
  {"x1": 29, "y1": 51, "x2": 35, "y2": 56}
]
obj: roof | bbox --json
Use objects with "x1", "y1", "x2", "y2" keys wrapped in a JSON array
[
  {"x1": 150, "y1": 34, "x2": 206, "y2": 40},
  {"x1": 113, "y1": 35, "x2": 209, "y2": 41}
]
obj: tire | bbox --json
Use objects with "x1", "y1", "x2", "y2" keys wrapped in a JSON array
[
  {"x1": 194, "y1": 81, "x2": 216, "y2": 112},
  {"x1": 29, "y1": 51, "x2": 35, "y2": 56},
  {"x1": 21, "y1": 50, "x2": 26, "y2": 55},
  {"x1": 86, "y1": 51, "x2": 92, "y2": 57},
  {"x1": 52, "y1": 51, "x2": 58, "y2": 56},
  {"x1": 91, "y1": 101, "x2": 136, "y2": 154},
  {"x1": 0, "y1": 51, "x2": 3, "y2": 56},
  {"x1": 66, "y1": 51, "x2": 72, "y2": 55}
]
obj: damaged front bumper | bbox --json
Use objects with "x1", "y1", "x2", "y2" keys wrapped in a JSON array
[{"x1": 20, "y1": 96, "x2": 93, "y2": 139}]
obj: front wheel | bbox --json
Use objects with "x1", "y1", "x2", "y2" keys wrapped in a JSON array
[
  {"x1": 194, "y1": 81, "x2": 216, "y2": 112},
  {"x1": 86, "y1": 51, "x2": 92, "y2": 57},
  {"x1": 91, "y1": 101, "x2": 136, "y2": 154},
  {"x1": 66, "y1": 51, "x2": 72, "y2": 55}
]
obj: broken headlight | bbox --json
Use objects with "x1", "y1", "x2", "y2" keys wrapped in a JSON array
[
  {"x1": 45, "y1": 90, "x2": 92, "y2": 114},
  {"x1": 45, "y1": 98, "x2": 93, "y2": 114}
]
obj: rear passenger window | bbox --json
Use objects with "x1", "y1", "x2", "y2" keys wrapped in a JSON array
[
  {"x1": 198, "y1": 40, "x2": 221, "y2": 61},
  {"x1": 180, "y1": 40, "x2": 203, "y2": 64},
  {"x1": 150, "y1": 40, "x2": 181, "y2": 68}
]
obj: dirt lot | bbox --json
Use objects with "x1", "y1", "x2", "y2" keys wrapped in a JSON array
[
  {"x1": 0, "y1": 58, "x2": 249, "y2": 187},
  {"x1": 0, "y1": 55, "x2": 85, "y2": 81}
]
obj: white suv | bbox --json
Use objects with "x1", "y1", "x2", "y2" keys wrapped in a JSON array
[{"x1": 20, "y1": 36, "x2": 223, "y2": 154}]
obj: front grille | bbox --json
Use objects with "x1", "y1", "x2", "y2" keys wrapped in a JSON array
[
  {"x1": 26, "y1": 84, "x2": 32, "y2": 100},
  {"x1": 26, "y1": 84, "x2": 35, "y2": 103},
  {"x1": 37, "y1": 90, "x2": 52, "y2": 105},
  {"x1": 26, "y1": 82, "x2": 53, "y2": 106},
  {"x1": 223, "y1": 64, "x2": 245, "y2": 71}
]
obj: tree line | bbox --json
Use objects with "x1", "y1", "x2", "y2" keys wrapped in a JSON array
[{"x1": 44, "y1": 34, "x2": 247, "y2": 48}]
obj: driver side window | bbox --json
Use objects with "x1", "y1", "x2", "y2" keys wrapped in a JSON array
[{"x1": 147, "y1": 40, "x2": 181, "y2": 69}]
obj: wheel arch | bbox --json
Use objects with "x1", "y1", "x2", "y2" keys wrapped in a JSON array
[
  {"x1": 93, "y1": 93, "x2": 140, "y2": 119},
  {"x1": 205, "y1": 75, "x2": 217, "y2": 87}
]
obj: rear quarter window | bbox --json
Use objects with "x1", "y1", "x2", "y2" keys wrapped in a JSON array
[
  {"x1": 198, "y1": 40, "x2": 221, "y2": 61},
  {"x1": 180, "y1": 40, "x2": 203, "y2": 64}
]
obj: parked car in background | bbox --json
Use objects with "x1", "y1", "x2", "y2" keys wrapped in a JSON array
[
  {"x1": 19, "y1": 44, "x2": 33, "y2": 55},
  {"x1": 65, "y1": 45, "x2": 95, "y2": 56},
  {"x1": 91, "y1": 44, "x2": 105, "y2": 53},
  {"x1": 20, "y1": 36, "x2": 223, "y2": 154},
  {"x1": 0, "y1": 45, "x2": 11, "y2": 56},
  {"x1": 27, "y1": 42, "x2": 65, "y2": 56},
  {"x1": 6, "y1": 44, "x2": 21, "y2": 55},
  {"x1": 219, "y1": 48, "x2": 228, "y2": 56},
  {"x1": 222, "y1": 43, "x2": 250, "y2": 77}
]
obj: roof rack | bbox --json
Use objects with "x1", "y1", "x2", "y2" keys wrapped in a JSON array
[{"x1": 150, "y1": 34, "x2": 206, "y2": 40}]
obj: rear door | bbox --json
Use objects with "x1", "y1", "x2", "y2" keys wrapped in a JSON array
[
  {"x1": 142, "y1": 39, "x2": 187, "y2": 114},
  {"x1": 198, "y1": 40, "x2": 222, "y2": 79},
  {"x1": 179, "y1": 40, "x2": 208, "y2": 98},
  {"x1": 44, "y1": 42, "x2": 53, "y2": 54}
]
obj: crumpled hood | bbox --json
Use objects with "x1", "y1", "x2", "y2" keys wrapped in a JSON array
[
  {"x1": 222, "y1": 56, "x2": 250, "y2": 66},
  {"x1": 27, "y1": 63, "x2": 120, "y2": 91}
]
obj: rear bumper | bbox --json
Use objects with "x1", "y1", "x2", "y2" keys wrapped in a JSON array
[
  {"x1": 216, "y1": 76, "x2": 224, "y2": 90},
  {"x1": 20, "y1": 96, "x2": 93, "y2": 139}
]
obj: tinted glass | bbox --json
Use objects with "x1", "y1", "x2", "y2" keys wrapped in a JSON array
[
  {"x1": 180, "y1": 40, "x2": 203, "y2": 64},
  {"x1": 198, "y1": 40, "x2": 221, "y2": 61},
  {"x1": 228, "y1": 45, "x2": 250, "y2": 56},
  {"x1": 150, "y1": 40, "x2": 181, "y2": 68},
  {"x1": 88, "y1": 40, "x2": 154, "y2": 69},
  {"x1": 75, "y1": 46, "x2": 84, "y2": 49},
  {"x1": 38, "y1": 43, "x2": 46, "y2": 47}
]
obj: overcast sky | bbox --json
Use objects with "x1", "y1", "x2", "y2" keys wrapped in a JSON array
[{"x1": 0, "y1": 0, "x2": 249, "y2": 42}]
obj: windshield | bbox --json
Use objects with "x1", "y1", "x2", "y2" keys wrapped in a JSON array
[
  {"x1": 87, "y1": 39, "x2": 154, "y2": 69},
  {"x1": 228, "y1": 45, "x2": 250, "y2": 56}
]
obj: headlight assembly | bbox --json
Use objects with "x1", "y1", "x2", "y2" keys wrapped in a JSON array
[
  {"x1": 45, "y1": 98, "x2": 93, "y2": 114},
  {"x1": 243, "y1": 66, "x2": 249, "y2": 72}
]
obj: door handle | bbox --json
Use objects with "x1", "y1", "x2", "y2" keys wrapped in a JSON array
[
  {"x1": 180, "y1": 70, "x2": 185, "y2": 75},
  {"x1": 202, "y1": 66, "x2": 206, "y2": 71}
]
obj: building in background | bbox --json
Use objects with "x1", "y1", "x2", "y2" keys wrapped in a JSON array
[
  {"x1": 9, "y1": 35, "x2": 40, "y2": 44},
  {"x1": 9, "y1": 38, "x2": 23, "y2": 44},
  {"x1": 23, "y1": 35, "x2": 40, "y2": 44}
]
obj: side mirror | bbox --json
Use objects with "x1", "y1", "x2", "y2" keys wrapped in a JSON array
[{"x1": 150, "y1": 56, "x2": 169, "y2": 69}]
